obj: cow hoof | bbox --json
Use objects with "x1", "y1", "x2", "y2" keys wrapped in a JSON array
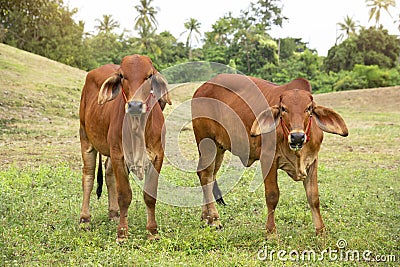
[
  {"x1": 116, "y1": 228, "x2": 128, "y2": 243},
  {"x1": 211, "y1": 219, "x2": 223, "y2": 229},
  {"x1": 116, "y1": 236, "x2": 127, "y2": 244},
  {"x1": 202, "y1": 218, "x2": 223, "y2": 229},
  {"x1": 147, "y1": 231, "x2": 160, "y2": 241},
  {"x1": 108, "y1": 212, "x2": 119, "y2": 222},
  {"x1": 265, "y1": 226, "x2": 277, "y2": 239},
  {"x1": 110, "y1": 216, "x2": 119, "y2": 223},
  {"x1": 316, "y1": 226, "x2": 326, "y2": 236},
  {"x1": 79, "y1": 216, "x2": 90, "y2": 224},
  {"x1": 79, "y1": 217, "x2": 91, "y2": 230},
  {"x1": 265, "y1": 231, "x2": 279, "y2": 240}
]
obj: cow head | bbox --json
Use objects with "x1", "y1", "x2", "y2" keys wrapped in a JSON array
[
  {"x1": 98, "y1": 55, "x2": 171, "y2": 114},
  {"x1": 251, "y1": 89, "x2": 348, "y2": 151}
]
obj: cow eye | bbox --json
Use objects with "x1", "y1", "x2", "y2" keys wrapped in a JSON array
[
  {"x1": 146, "y1": 74, "x2": 153, "y2": 80},
  {"x1": 281, "y1": 106, "x2": 287, "y2": 113},
  {"x1": 306, "y1": 106, "x2": 312, "y2": 113}
]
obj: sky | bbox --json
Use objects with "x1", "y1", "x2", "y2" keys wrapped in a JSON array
[{"x1": 66, "y1": 0, "x2": 400, "y2": 56}]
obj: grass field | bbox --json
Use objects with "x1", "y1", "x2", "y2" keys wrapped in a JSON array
[{"x1": 0, "y1": 43, "x2": 399, "y2": 266}]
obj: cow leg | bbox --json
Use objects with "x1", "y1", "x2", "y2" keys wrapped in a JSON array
[
  {"x1": 262, "y1": 162, "x2": 279, "y2": 234},
  {"x1": 201, "y1": 148, "x2": 225, "y2": 227},
  {"x1": 79, "y1": 127, "x2": 97, "y2": 224},
  {"x1": 303, "y1": 161, "x2": 325, "y2": 235},
  {"x1": 80, "y1": 147, "x2": 97, "y2": 224},
  {"x1": 105, "y1": 157, "x2": 119, "y2": 221},
  {"x1": 111, "y1": 157, "x2": 132, "y2": 242},
  {"x1": 143, "y1": 156, "x2": 161, "y2": 239},
  {"x1": 197, "y1": 143, "x2": 222, "y2": 228},
  {"x1": 199, "y1": 165, "x2": 221, "y2": 228},
  {"x1": 213, "y1": 148, "x2": 225, "y2": 185}
]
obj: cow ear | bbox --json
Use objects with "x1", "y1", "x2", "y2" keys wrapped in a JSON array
[
  {"x1": 313, "y1": 105, "x2": 348, "y2": 136},
  {"x1": 250, "y1": 105, "x2": 280, "y2": 136},
  {"x1": 152, "y1": 73, "x2": 172, "y2": 107},
  {"x1": 98, "y1": 73, "x2": 122, "y2": 105}
]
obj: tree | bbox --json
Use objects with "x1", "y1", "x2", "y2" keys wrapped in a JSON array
[
  {"x1": 277, "y1": 37, "x2": 309, "y2": 61},
  {"x1": 202, "y1": 0, "x2": 285, "y2": 75},
  {"x1": 227, "y1": 9, "x2": 281, "y2": 74},
  {"x1": 202, "y1": 14, "x2": 235, "y2": 63},
  {"x1": 208, "y1": 13, "x2": 234, "y2": 46},
  {"x1": 181, "y1": 18, "x2": 201, "y2": 59},
  {"x1": 324, "y1": 27, "x2": 400, "y2": 72},
  {"x1": 133, "y1": 0, "x2": 160, "y2": 56},
  {"x1": 153, "y1": 31, "x2": 187, "y2": 70},
  {"x1": 83, "y1": 32, "x2": 124, "y2": 68},
  {"x1": 95, "y1": 14, "x2": 120, "y2": 34},
  {"x1": 336, "y1": 15, "x2": 359, "y2": 43},
  {"x1": 324, "y1": 39, "x2": 360, "y2": 73},
  {"x1": 132, "y1": 26, "x2": 161, "y2": 57},
  {"x1": 249, "y1": 0, "x2": 287, "y2": 32},
  {"x1": 1, "y1": 0, "x2": 47, "y2": 48},
  {"x1": 0, "y1": 0, "x2": 86, "y2": 68},
  {"x1": 134, "y1": 0, "x2": 158, "y2": 33},
  {"x1": 366, "y1": 0, "x2": 396, "y2": 28}
]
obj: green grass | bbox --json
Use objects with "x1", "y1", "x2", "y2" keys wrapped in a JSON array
[
  {"x1": 0, "y1": 44, "x2": 399, "y2": 266},
  {"x1": 1, "y1": 148, "x2": 399, "y2": 266}
]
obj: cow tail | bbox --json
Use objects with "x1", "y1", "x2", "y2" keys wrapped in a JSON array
[
  {"x1": 213, "y1": 180, "x2": 226, "y2": 206},
  {"x1": 96, "y1": 154, "x2": 103, "y2": 199}
]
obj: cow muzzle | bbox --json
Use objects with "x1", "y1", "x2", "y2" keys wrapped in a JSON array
[
  {"x1": 288, "y1": 131, "x2": 306, "y2": 151},
  {"x1": 126, "y1": 101, "x2": 147, "y2": 115}
]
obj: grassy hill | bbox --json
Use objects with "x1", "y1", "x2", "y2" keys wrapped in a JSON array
[
  {"x1": 0, "y1": 43, "x2": 86, "y2": 167},
  {"x1": 1, "y1": 44, "x2": 399, "y2": 266}
]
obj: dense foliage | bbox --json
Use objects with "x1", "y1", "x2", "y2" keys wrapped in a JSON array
[
  {"x1": 1, "y1": 0, "x2": 399, "y2": 92},
  {"x1": 0, "y1": 0, "x2": 85, "y2": 67},
  {"x1": 324, "y1": 26, "x2": 400, "y2": 72}
]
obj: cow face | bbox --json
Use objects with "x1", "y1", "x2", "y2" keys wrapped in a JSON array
[
  {"x1": 251, "y1": 89, "x2": 348, "y2": 151},
  {"x1": 279, "y1": 90, "x2": 314, "y2": 151},
  {"x1": 98, "y1": 55, "x2": 171, "y2": 114}
]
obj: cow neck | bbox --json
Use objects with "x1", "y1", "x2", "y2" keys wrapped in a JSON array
[
  {"x1": 280, "y1": 115, "x2": 312, "y2": 142},
  {"x1": 121, "y1": 86, "x2": 155, "y2": 113}
]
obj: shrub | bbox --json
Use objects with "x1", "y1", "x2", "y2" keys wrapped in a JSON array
[
  {"x1": 333, "y1": 65, "x2": 400, "y2": 91},
  {"x1": 311, "y1": 71, "x2": 338, "y2": 93}
]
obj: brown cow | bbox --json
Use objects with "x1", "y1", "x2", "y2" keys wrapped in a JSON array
[
  {"x1": 191, "y1": 74, "x2": 348, "y2": 235},
  {"x1": 79, "y1": 54, "x2": 171, "y2": 241}
]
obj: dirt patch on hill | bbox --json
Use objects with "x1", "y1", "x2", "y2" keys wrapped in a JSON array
[{"x1": 314, "y1": 86, "x2": 400, "y2": 112}]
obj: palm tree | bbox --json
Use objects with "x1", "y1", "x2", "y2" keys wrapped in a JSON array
[
  {"x1": 365, "y1": 0, "x2": 396, "y2": 28},
  {"x1": 133, "y1": 0, "x2": 159, "y2": 56},
  {"x1": 95, "y1": 14, "x2": 120, "y2": 34},
  {"x1": 135, "y1": 25, "x2": 161, "y2": 57},
  {"x1": 210, "y1": 13, "x2": 234, "y2": 45},
  {"x1": 134, "y1": 0, "x2": 159, "y2": 34},
  {"x1": 336, "y1": 15, "x2": 359, "y2": 43},
  {"x1": 181, "y1": 18, "x2": 201, "y2": 59}
]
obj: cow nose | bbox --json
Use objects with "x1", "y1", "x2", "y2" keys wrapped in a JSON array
[
  {"x1": 126, "y1": 101, "x2": 144, "y2": 115},
  {"x1": 290, "y1": 132, "x2": 305, "y2": 145}
]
